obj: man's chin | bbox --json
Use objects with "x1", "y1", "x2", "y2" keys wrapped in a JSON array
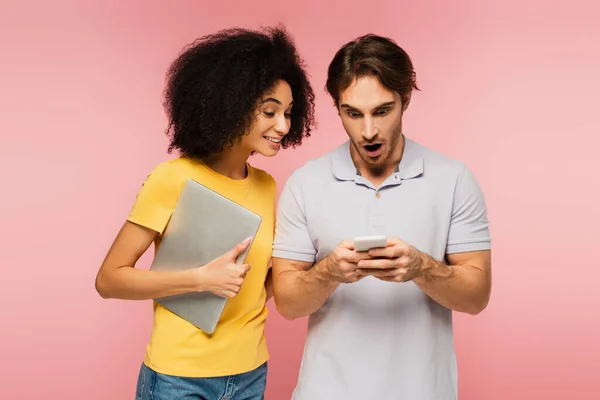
[{"x1": 360, "y1": 149, "x2": 385, "y2": 164}]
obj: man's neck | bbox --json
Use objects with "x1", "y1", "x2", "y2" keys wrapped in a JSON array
[{"x1": 351, "y1": 136, "x2": 405, "y2": 188}]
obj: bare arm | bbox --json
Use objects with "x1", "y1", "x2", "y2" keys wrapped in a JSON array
[
  {"x1": 412, "y1": 250, "x2": 491, "y2": 315},
  {"x1": 95, "y1": 221, "x2": 251, "y2": 300},
  {"x1": 264, "y1": 268, "x2": 274, "y2": 301},
  {"x1": 95, "y1": 221, "x2": 199, "y2": 300},
  {"x1": 272, "y1": 256, "x2": 339, "y2": 320},
  {"x1": 360, "y1": 239, "x2": 491, "y2": 315},
  {"x1": 272, "y1": 240, "x2": 371, "y2": 320},
  {"x1": 407, "y1": 163, "x2": 492, "y2": 314}
]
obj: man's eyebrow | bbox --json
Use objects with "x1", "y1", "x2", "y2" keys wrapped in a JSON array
[
  {"x1": 340, "y1": 103, "x2": 359, "y2": 111},
  {"x1": 373, "y1": 101, "x2": 396, "y2": 109},
  {"x1": 340, "y1": 101, "x2": 396, "y2": 111}
]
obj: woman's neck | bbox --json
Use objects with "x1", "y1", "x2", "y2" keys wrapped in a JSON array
[{"x1": 201, "y1": 147, "x2": 250, "y2": 180}]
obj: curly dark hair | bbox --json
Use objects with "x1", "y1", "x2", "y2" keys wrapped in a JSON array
[{"x1": 163, "y1": 25, "x2": 316, "y2": 158}]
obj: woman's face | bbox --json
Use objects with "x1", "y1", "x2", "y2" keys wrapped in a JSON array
[{"x1": 241, "y1": 80, "x2": 293, "y2": 157}]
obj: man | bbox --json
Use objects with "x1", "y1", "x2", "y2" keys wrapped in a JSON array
[{"x1": 272, "y1": 33, "x2": 492, "y2": 400}]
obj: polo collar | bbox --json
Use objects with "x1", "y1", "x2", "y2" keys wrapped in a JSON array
[{"x1": 332, "y1": 135, "x2": 424, "y2": 182}]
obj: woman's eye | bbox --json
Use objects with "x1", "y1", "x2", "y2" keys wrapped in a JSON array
[
  {"x1": 284, "y1": 113, "x2": 291, "y2": 119},
  {"x1": 263, "y1": 111, "x2": 275, "y2": 117}
]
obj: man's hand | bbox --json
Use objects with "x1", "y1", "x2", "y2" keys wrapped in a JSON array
[
  {"x1": 356, "y1": 237, "x2": 425, "y2": 282},
  {"x1": 318, "y1": 239, "x2": 373, "y2": 283},
  {"x1": 356, "y1": 237, "x2": 490, "y2": 314}
]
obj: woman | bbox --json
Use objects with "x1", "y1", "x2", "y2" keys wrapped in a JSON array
[{"x1": 95, "y1": 25, "x2": 315, "y2": 399}]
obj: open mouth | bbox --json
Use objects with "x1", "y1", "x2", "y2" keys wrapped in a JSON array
[
  {"x1": 364, "y1": 143, "x2": 382, "y2": 152},
  {"x1": 363, "y1": 143, "x2": 383, "y2": 157}
]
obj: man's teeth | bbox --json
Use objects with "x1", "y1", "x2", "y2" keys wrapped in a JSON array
[{"x1": 265, "y1": 137, "x2": 281, "y2": 143}]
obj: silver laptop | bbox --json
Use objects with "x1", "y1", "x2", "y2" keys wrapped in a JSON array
[{"x1": 149, "y1": 178, "x2": 262, "y2": 334}]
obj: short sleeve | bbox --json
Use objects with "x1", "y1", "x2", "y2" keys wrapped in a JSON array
[
  {"x1": 446, "y1": 165, "x2": 491, "y2": 254},
  {"x1": 127, "y1": 162, "x2": 182, "y2": 235},
  {"x1": 272, "y1": 172, "x2": 316, "y2": 263}
]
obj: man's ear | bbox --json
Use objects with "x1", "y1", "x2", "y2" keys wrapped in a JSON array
[{"x1": 401, "y1": 92, "x2": 412, "y2": 112}]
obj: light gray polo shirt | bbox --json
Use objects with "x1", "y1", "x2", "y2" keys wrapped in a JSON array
[{"x1": 273, "y1": 136, "x2": 491, "y2": 400}]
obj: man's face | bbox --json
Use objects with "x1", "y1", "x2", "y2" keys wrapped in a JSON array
[{"x1": 338, "y1": 75, "x2": 410, "y2": 171}]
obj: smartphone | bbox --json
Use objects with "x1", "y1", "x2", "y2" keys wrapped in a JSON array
[{"x1": 353, "y1": 235, "x2": 387, "y2": 252}]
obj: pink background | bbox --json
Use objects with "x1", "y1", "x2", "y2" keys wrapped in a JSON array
[{"x1": 1, "y1": 0, "x2": 599, "y2": 399}]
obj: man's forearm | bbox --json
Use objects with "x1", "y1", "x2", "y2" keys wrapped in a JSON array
[
  {"x1": 413, "y1": 252, "x2": 491, "y2": 315},
  {"x1": 274, "y1": 257, "x2": 339, "y2": 320},
  {"x1": 265, "y1": 269, "x2": 274, "y2": 301}
]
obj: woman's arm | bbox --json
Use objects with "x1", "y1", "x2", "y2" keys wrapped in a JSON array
[{"x1": 95, "y1": 221, "x2": 251, "y2": 300}]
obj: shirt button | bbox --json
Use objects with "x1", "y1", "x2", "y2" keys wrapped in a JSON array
[{"x1": 376, "y1": 192, "x2": 381, "y2": 199}]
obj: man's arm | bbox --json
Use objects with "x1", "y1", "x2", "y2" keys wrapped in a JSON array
[
  {"x1": 412, "y1": 249, "x2": 491, "y2": 315},
  {"x1": 271, "y1": 169, "x2": 339, "y2": 320},
  {"x1": 360, "y1": 242, "x2": 491, "y2": 315},
  {"x1": 264, "y1": 269, "x2": 274, "y2": 301},
  {"x1": 273, "y1": 240, "x2": 371, "y2": 320},
  {"x1": 272, "y1": 169, "x2": 371, "y2": 319},
  {"x1": 272, "y1": 257, "x2": 339, "y2": 320},
  {"x1": 410, "y1": 162, "x2": 492, "y2": 314}
]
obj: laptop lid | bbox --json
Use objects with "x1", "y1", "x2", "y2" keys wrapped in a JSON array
[{"x1": 149, "y1": 178, "x2": 262, "y2": 334}]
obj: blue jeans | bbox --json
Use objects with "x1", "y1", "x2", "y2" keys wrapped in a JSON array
[{"x1": 135, "y1": 362, "x2": 267, "y2": 400}]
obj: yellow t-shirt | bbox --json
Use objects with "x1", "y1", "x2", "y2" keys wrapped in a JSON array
[{"x1": 127, "y1": 157, "x2": 275, "y2": 377}]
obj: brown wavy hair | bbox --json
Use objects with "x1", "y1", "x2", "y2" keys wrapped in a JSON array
[{"x1": 326, "y1": 34, "x2": 419, "y2": 107}]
